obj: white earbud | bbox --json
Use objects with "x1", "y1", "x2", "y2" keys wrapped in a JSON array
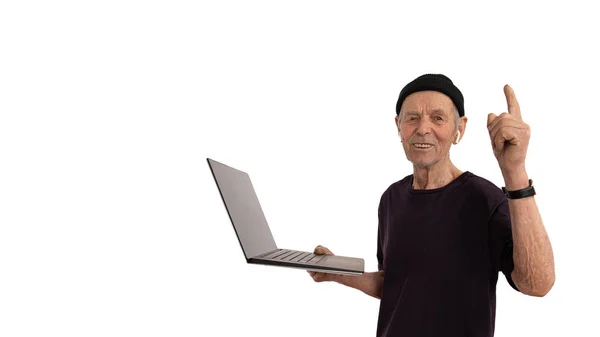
[{"x1": 455, "y1": 131, "x2": 461, "y2": 144}]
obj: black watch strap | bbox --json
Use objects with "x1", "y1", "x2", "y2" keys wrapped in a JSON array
[{"x1": 502, "y1": 179, "x2": 536, "y2": 199}]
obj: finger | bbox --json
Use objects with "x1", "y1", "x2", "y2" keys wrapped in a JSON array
[
  {"x1": 487, "y1": 112, "x2": 507, "y2": 132},
  {"x1": 490, "y1": 124, "x2": 513, "y2": 153},
  {"x1": 494, "y1": 128, "x2": 518, "y2": 152},
  {"x1": 488, "y1": 117, "x2": 524, "y2": 137},
  {"x1": 487, "y1": 113, "x2": 497, "y2": 127},
  {"x1": 493, "y1": 132, "x2": 505, "y2": 153},
  {"x1": 490, "y1": 125, "x2": 523, "y2": 153},
  {"x1": 504, "y1": 84, "x2": 522, "y2": 121},
  {"x1": 489, "y1": 119, "x2": 528, "y2": 146},
  {"x1": 314, "y1": 246, "x2": 333, "y2": 255},
  {"x1": 488, "y1": 113, "x2": 530, "y2": 140},
  {"x1": 487, "y1": 112, "x2": 512, "y2": 136},
  {"x1": 314, "y1": 272, "x2": 328, "y2": 282},
  {"x1": 492, "y1": 124, "x2": 522, "y2": 153}
]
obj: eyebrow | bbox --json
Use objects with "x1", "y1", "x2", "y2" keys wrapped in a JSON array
[
  {"x1": 431, "y1": 109, "x2": 448, "y2": 115},
  {"x1": 404, "y1": 109, "x2": 448, "y2": 116}
]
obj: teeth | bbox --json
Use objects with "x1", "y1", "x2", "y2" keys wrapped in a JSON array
[{"x1": 414, "y1": 143, "x2": 432, "y2": 148}]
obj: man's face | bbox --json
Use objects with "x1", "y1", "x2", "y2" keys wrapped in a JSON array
[{"x1": 396, "y1": 91, "x2": 462, "y2": 168}]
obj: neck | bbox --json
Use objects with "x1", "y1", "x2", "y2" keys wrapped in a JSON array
[{"x1": 412, "y1": 157, "x2": 463, "y2": 190}]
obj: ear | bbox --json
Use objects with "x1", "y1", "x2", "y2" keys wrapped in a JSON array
[
  {"x1": 395, "y1": 115, "x2": 404, "y2": 141},
  {"x1": 454, "y1": 116, "x2": 468, "y2": 144},
  {"x1": 454, "y1": 130, "x2": 461, "y2": 144}
]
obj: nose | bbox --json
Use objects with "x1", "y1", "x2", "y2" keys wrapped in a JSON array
[{"x1": 415, "y1": 119, "x2": 433, "y2": 137}]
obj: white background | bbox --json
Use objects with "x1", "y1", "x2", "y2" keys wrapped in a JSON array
[{"x1": 1, "y1": 1, "x2": 598, "y2": 336}]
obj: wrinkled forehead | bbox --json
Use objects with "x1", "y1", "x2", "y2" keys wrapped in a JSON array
[{"x1": 400, "y1": 90, "x2": 455, "y2": 114}]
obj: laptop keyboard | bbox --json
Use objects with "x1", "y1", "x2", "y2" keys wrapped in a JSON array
[{"x1": 259, "y1": 249, "x2": 326, "y2": 264}]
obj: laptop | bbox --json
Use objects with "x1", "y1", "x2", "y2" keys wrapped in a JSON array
[{"x1": 207, "y1": 158, "x2": 364, "y2": 275}]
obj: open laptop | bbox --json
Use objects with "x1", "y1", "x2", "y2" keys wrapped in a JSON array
[{"x1": 207, "y1": 158, "x2": 364, "y2": 275}]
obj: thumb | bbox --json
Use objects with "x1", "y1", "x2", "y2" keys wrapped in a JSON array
[
  {"x1": 487, "y1": 113, "x2": 497, "y2": 127},
  {"x1": 314, "y1": 245, "x2": 334, "y2": 255}
]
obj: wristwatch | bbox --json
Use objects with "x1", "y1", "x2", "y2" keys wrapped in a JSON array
[{"x1": 502, "y1": 179, "x2": 536, "y2": 199}]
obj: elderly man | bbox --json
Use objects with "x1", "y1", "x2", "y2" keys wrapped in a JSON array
[{"x1": 308, "y1": 74, "x2": 555, "y2": 337}]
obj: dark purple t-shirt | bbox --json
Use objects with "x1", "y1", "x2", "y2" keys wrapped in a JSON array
[{"x1": 376, "y1": 171, "x2": 520, "y2": 337}]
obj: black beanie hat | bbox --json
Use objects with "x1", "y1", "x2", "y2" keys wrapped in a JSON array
[{"x1": 395, "y1": 74, "x2": 465, "y2": 117}]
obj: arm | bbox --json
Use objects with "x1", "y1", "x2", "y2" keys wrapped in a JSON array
[
  {"x1": 487, "y1": 84, "x2": 555, "y2": 297},
  {"x1": 332, "y1": 271, "x2": 385, "y2": 299},
  {"x1": 308, "y1": 245, "x2": 385, "y2": 299},
  {"x1": 503, "y1": 170, "x2": 555, "y2": 297}
]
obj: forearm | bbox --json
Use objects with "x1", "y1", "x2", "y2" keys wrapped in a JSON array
[
  {"x1": 504, "y1": 170, "x2": 555, "y2": 296},
  {"x1": 332, "y1": 271, "x2": 384, "y2": 299}
]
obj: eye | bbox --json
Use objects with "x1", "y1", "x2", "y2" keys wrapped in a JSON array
[{"x1": 435, "y1": 116, "x2": 443, "y2": 121}]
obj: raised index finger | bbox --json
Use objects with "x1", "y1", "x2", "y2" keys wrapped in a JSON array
[{"x1": 504, "y1": 84, "x2": 522, "y2": 120}]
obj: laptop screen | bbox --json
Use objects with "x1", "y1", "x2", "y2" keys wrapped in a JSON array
[{"x1": 207, "y1": 158, "x2": 278, "y2": 260}]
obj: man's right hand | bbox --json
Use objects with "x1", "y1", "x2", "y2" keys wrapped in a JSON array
[
  {"x1": 306, "y1": 245, "x2": 385, "y2": 299},
  {"x1": 307, "y1": 245, "x2": 336, "y2": 282}
]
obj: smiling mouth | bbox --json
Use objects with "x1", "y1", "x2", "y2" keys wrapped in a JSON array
[{"x1": 412, "y1": 143, "x2": 433, "y2": 149}]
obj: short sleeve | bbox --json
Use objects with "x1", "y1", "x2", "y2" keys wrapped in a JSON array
[
  {"x1": 377, "y1": 197, "x2": 384, "y2": 271},
  {"x1": 377, "y1": 229, "x2": 384, "y2": 271},
  {"x1": 489, "y1": 198, "x2": 520, "y2": 292}
]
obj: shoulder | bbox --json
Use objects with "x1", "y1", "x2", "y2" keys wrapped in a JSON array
[
  {"x1": 462, "y1": 171, "x2": 507, "y2": 210},
  {"x1": 379, "y1": 174, "x2": 412, "y2": 202},
  {"x1": 376, "y1": 174, "x2": 412, "y2": 213},
  {"x1": 464, "y1": 172, "x2": 502, "y2": 192}
]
